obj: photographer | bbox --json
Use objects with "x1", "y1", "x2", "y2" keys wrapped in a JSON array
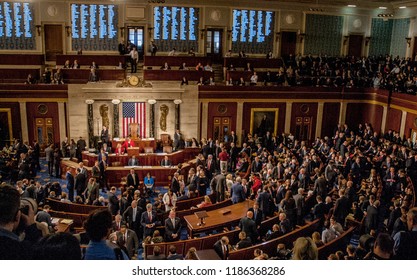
[{"x1": 0, "y1": 184, "x2": 42, "y2": 259}]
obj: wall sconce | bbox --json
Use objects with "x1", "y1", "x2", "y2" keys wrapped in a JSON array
[
  {"x1": 111, "y1": 99, "x2": 121, "y2": 105},
  {"x1": 35, "y1": 25, "x2": 41, "y2": 36},
  {"x1": 365, "y1": 36, "x2": 371, "y2": 46},
  {"x1": 200, "y1": 29, "x2": 206, "y2": 39},
  {"x1": 148, "y1": 27, "x2": 154, "y2": 37},
  {"x1": 275, "y1": 32, "x2": 281, "y2": 42},
  {"x1": 298, "y1": 33, "x2": 306, "y2": 43},
  {"x1": 343, "y1": 35, "x2": 349, "y2": 45},
  {"x1": 85, "y1": 99, "x2": 94, "y2": 105},
  {"x1": 148, "y1": 99, "x2": 157, "y2": 105},
  {"x1": 173, "y1": 99, "x2": 182, "y2": 105},
  {"x1": 120, "y1": 27, "x2": 125, "y2": 38},
  {"x1": 406, "y1": 37, "x2": 412, "y2": 47},
  {"x1": 65, "y1": 26, "x2": 71, "y2": 37}
]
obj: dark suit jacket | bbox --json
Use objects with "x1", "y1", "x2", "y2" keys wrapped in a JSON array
[
  {"x1": 248, "y1": 207, "x2": 263, "y2": 227},
  {"x1": 365, "y1": 205, "x2": 379, "y2": 233},
  {"x1": 140, "y1": 211, "x2": 160, "y2": 238},
  {"x1": 256, "y1": 191, "x2": 273, "y2": 218},
  {"x1": 213, "y1": 240, "x2": 230, "y2": 260},
  {"x1": 333, "y1": 195, "x2": 350, "y2": 224},
  {"x1": 239, "y1": 216, "x2": 258, "y2": 242},
  {"x1": 126, "y1": 173, "x2": 140, "y2": 189},
  {"x1": 170, "y1": 178, "x2": 180, "y2": 194},
  {"x1": 108, "y1": 192, "x2": 120, "y2": 215},
  {"x1": 66, "y1": 172, "x2": 74, "y2": 190},
  {"x1": 230, "y1": 183, "x2": 246, "y2": 204},
  {"x1": 116, "y1": 229, "x2": 139, "y2": 259},
  {"x1": 123, "y1": 206, "x2": 143, "y2": 229},
  {"x1": 161, "y1": 159, "x2": 172, "y2": 167},
  {"x1": 164, "y1": 217, "x2": 181, "y2": 241}
]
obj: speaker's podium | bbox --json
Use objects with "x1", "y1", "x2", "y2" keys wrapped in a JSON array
[
  {"x1": 127, "y1": 147, "x2": 140, "y2": 157},
  {"x1": 195, "y1": 211, "x2": 208, "y2": 226}
]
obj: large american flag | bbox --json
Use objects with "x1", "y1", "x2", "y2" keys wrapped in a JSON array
[{"x1": 122, "y1": 102, "x2": 146, "y2": 138}]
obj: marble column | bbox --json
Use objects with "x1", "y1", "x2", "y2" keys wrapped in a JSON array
[
  {"x1": 381, "y1": 106, "x2": 388, "y2": 134},
  {"x1": 112, "y1": 101, "x2": 120, "y2": 138},
  {"x1": 57, "y1": 102, "x2": 66, "y2": 142},
  {"x1": 315, "y1": 102, "x2": 324, "y2": 138},
  {"x1": 19, "y1": 101, "x2": 29, "y2": 142},
  {"x1": 149, "y1": 103, "x2": 155, "y2": 138},
  {"x1": 236, "y1": 102, "x2": 244, "y2": 146},
  {"x1": 86, "y1": 100, "x2": 94, "y2": 149},
  {"x1": 400, "y1": 110, "x2": 407, "y2": 138},
  {"x1": 201, "y1": 102, "x2": 209, "y2": 140},
  {"x1": 284, "y1": 101, "x2": 292, "y2": 134},
  {"x1": 174, "y1": 99, "x2": 182, "y2": 131}
]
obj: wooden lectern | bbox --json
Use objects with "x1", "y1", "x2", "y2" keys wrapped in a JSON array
[
  {"x1": 129, "y1": 123, "x2": 139, "y2": 139},
  {"x1": 195, "y1": 211, "x2": 208, "y2": 226}
]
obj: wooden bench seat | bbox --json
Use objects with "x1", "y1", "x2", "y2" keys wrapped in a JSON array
[
  {"x1": 144, "y1": 213, "x2": 280, "y2": 259},
  {"x1": 52, "y1": 68, "x2": 125, "y2": 83},
  {"x1": 175, "y1": 193, "x2": 216, "y2": 211},
  {"x1": 49, "y1": 209, "x2": 89, "y2": 229},
  {"x1": 56, "y1": 54, "x2": 128, "y2": 67},
  {"x1": 144, "y1": 55, "x2": 211, "y2": 68},
  {"x1": 0, "y1": 54, "x2": 44, "y2": 66},
  {"x1": 46, "y1": 198, "x2": 107, "y2": 215},
  {"x1": 0, "y1": 68, "x2": 41, "y2": 83},
  {"x1": 228, "y1": 219, "x2": 321, "y2": 260},
  {"x1": 317, "y1": 226, "x2": 356, "y2": 260}
]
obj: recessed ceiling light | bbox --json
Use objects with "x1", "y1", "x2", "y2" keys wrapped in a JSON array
[
  {"x1": 379, "y1": 6, "x2": 387, "y2": 9},
  {"x1": 347, "y1": 4, "x2": 356, "y2": 7},
  {"x1": 399, "y1": 6, "x2": 406, "y2": 9}
]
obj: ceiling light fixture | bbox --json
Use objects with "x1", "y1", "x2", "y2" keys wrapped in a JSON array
[
  {"x1": 347, "y1": 5, "x2": 356, "y2": 8},
  {"x1": 379, "y1": 7, "x2": 387, "y2": 9},
  {"x1": 399, "y1": 6, "x2": 406, "y2": 9}
]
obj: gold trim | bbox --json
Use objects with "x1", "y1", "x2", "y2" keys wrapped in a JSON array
[
  {"x1": 0, "y1": 99, "x2": 67, "y2": 102},
  {"x1": 0, "y1": 108, "x2": 13, "y2": 142},
  {"x1": 250, "y1": 108, "x2": 279, "y2": 136}
]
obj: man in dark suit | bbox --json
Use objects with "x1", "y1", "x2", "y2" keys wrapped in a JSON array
[
  {"x1": 76, "y1": 136, "x2": 87, "y2": 161},
  {"x1": 74, "y1": 167, "x2": 86, "y2": 200},
  {"x1": 365, "y1": 200, "x2": 380, "y2": 234},
  {"x1": 230, "y1": 176, "x2": 246, "y2": 204},
  {"x1": 164, "y1": 210, "x2": 181, "y2": 242},
  {"x1": 213, "y1": 236, "x2": 231, "y2": 260},
  {"x1": 170, "y1": 172, "x2": 180, "y2": 195},
  {"x1": 293, "y1": 188, "x2": 305, "y2": 226},
  {"x1": 100, "y1": 126, "x2": 109, "y2": 145},
  {"x1": 211, "y1": 172, "x2": 227, "y2": 203},
  {"x1": 160, "y1": 155, "x2": 172, "y2": 167},
  {"x1": 205, "y1": 154, "x2": 217, "y2": 179},
  {"x1": 123, "y1": 200, "x2": 143, "y2": 239},
  {"x1": 279, "y1": 212, "x2": 292, "y2": 234},
  {"x1": 312, "y1": 195, "x2": 326, "y2": 221},
  {"x1": 248, "y1": 202, "x2": 263, "y2": 228},
  {"x1": 99, "y1": 156, "x2": 108, "y2": 191},
  {"x1": 229, "y1": 142, "x2": 239, "y2": 171},
  {"x1": 238, "y1": 211, "x2": 258, "y2": 243},
  {"x1": 116, "y1": 223, "x2": 139, "y2": 259},
  {"x1": 108, "y1": 187, "x2": 120, "y2": 215},
  {"x1": 173, "y1": 129, "x2": 183, "y2": 151},
  {"x1": 166, "y1": 245, "x2": 184, "y2": 260},
  {"x1": 126, "y1": 168, "x2": 140, "y2": 189},
  {"x1": 128, "y1": 155, "x2": 139, "y2": 166},
  {"x1": 140, "y1": 203, "x2": 160, "y2": 239},
  {"x1": 65, "y1": 167, "x2": 75, "y2": 201},
  {"x1": 112, "y1": 214, "x2": 123, "y2": 232},
  {"x1": 333, "y1": 188, "x2": 350, "y2": 225},
  {"x1": 256, "y1": 186, "x2": 274, "y2": 218}
]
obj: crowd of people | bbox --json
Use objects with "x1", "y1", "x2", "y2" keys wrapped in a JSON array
[{"x1": 1, "y1": 120, "x2": 417, "y2": 260}]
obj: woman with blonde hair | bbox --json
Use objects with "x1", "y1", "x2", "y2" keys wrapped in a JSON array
[
  {"x1": 185, "y1": 247, "x2": 198, "y2": 260},
  {"x1": 292, "y1": 237, "x2": 318, "y2": 260}
]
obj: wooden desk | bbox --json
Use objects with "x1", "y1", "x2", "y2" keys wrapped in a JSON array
[
  {"x1": 196, "y1": 249, "x2": 221, "y2": 260},
  {"x1": 143, "y1": 69, "x2": 214, "y2": 81},
  {"x1": 54, "y1": 218, "x2": 73, "y2": 233},
  {"x1": 56, "y1": 54, "x2": 128, "y2": 67},
  {"x1": 81, "y1": 150, "x2": 186, "y2": 167},
  {"x1": 111, "y1": 139, "x2": 156, "y2": 153},
  {"x1": 144, "y1": 55, "x2": 211, "y2": 67},
  {"x1": 184, "y1": 200, "x2": 254, "y2": 238}
]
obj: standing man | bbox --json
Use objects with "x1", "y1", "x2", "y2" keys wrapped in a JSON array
[
  {"x1": 141, "y1": 203, "x2": 159, "y2": 239},
  {"x1": 74, "y1": 168, "x2": 86, "y2": 200},
  {"x1": 129, "y1": 46, "x2": 138, "y2": 73},
  {"x1": 164, "y1": 210, "x2": 181, "y2": 242},
  {"x1": 126, "y1": 168, "x2": 140, "y2": 190},
  {"x1": 116, "y1": 223, "x2": 139, "y2": 259},
  {"x1": 76, "y1": 136, "x2": 87, "y2": 162},
  {"x1": 230, "y1": 176, "x2": 246, "y2": 204},
  {"x1": 218, "y1": 147, "x2": 229, "y2": 174},
  {"x1": 101, "y1": 126, "x2": 109, "y2": 145},
  {"x1": 150, "y1": 41, "x2": 158, "y2": 56},
  {"x1": 45, "y1": 144, "x2": 54, "y2": 176},
  {"x1": 108, "y1": 187, "x2": 120, "y2": 216},
  {"x1": 122, "y1": 200, "x2": 143, "y2": 240},
  {"x1": 66, "y1": 167, "x2": 75, "y2": 201},
  {"x1": 173, "y1": 129, "x2": 183, "y2": 151}
]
